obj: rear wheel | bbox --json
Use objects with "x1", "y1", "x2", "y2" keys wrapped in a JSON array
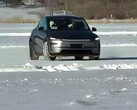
[
  {"x1": 43, "y1": 42, "x2": 56, "y2": 61},
  {"x1": 29, "y1": 41, "x2": 39, "y2": 60},
  {"x1": 89, "y1": 56, "x2": 99, "y2": 60},
  {"x1": 75, "y1": 56, "x2": 84, "y2": 60}
]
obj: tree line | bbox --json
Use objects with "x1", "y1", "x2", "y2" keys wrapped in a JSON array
[
  {"x1": 1, "y1": 0, "x2": 137, "y2": 19},
  {"x1": 32, "y1": 0, "x2": 137, "y2": 19},
  {"x1": 39, "y1": 0, "x2": 137, "y2": 19}
]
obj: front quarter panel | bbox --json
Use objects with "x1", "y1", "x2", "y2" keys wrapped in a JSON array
[{"x1": 34, "y1": 28, "x2": 47, "y2": 47}]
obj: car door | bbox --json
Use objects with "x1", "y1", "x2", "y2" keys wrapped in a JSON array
[{"x1": 34, "y1": 18, "x2": 47, "y2": 48}]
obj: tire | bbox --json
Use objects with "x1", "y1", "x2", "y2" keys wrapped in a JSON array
[
  {"x1": 43, "y1": 42, "x2": 56, "y2": 61},
  {"x1": 75, "y1": 56, "x2": 84, "y2": 60},
  {"x1": 89, "y1": 56, "x2": 99, "y2": 60},
  {"x1": 29, "y1": 41, "x2": 39, "y2": 60},
  {"x1": 94, "y1": 56, "x2": 99, "y2": 60}
]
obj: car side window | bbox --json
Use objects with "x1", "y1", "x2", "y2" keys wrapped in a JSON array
[{"x1": 38, "y1": 18, "x2": 47, "y2": 30}]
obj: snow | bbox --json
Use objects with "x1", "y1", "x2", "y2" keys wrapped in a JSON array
[
  {"x1": 24, "y1": 62, "x2": 35, "y2": 69},
  {"x1": 95, "y1": 31, "x2": 137, "y2": 36},
  {"x1": 103, "y1": 64, "x2": 137, "y2": 70},
  {"x1": 0, "y1": 33, "x2": 31, "y2": 36},
  {"x1": 24, "y1": 63, "x2": 85, "y2": 72},
  {"x1": 1, "y1": 62, "x2": 134, "y2": 72},
  {"x1": 1, "y1": 62, "x2": 137, "y2": 72},
  {"x1": 0, "y1": 67, "x2": 36, "y2": 72},
  {"x1": 121, "y1": 88, "x2": 128, "y2": 91},
  {"x1": 0, "y1": 45, "x2": 28, "y2": 49},
  {"x1": 0, "y1": 62, "x2": 137, "y2": 110},
  {"x1": 102, "y1": 43, "x2": 137, "y2": 47},
  {"x1": 86, "y1": 94, "x2": 94, "y2": 99}
]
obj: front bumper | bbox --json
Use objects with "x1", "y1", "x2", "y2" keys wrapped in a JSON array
[{"x1": 48, "y1": 39, "x2": 100, "y2": 56}]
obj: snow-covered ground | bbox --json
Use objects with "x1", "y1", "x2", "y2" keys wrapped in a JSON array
[
  {"x1": 0, "y1": 69, "x2": 137, "y2": 110},
  {"x1": 0, "y1": 23, "x2": 137, "y2": 110}
]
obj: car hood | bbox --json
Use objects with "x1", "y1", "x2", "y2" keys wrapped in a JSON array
[{"x1": 48, "y1": 30, "x2": 98, "y2": 40}]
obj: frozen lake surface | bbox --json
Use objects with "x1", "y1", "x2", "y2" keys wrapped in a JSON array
[{"x1": 0, "y1": 23, "x2": 137, "y2": 110}]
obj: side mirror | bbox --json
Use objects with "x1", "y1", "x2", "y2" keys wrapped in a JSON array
[
  {"x1": 92, "y1": 27, "x2": 97, "y2": 32},
  {"x1": 38, "y1": 27, "x2": 44, "y2": 31}
]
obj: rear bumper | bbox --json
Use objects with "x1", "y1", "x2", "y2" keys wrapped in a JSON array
[{"x1": 48, "y1": 39, "x2": 100, "y2": 56}]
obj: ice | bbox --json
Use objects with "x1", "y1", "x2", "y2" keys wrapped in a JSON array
[
  {"x1": 0, "y1": 68, "x2": 33, "y2": 72},
  {"x1": 0, "y1": 33, "x2": 31, "y2": 37},
  {"x1": 102, "y1": 43, "x2": 137, "y2": 47},
  {"x1": 95, "y1": 31, "x2": 137, "y2": 36},
  {"x1": 1, "y1": 64, "x2": 137, "y2": 110},
  {"x1": 1, "y1": 31, "x2": 137, "y2": 37},
  {"x1": 0, "y1": 45, "x2": 28, "y2": 49},
  {"x1": 1, "y1": 44, "x2": 137, "y2": 49}
]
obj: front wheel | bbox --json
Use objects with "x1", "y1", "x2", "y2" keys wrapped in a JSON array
[
  {"x1": 29, "y1": 41, "x2": 39, "y2": 60},
  {"x1": 75, "y1": 56, "x2": 84, "y2": 60},
  {"x1": 43, "y1": 42, "x2": 56, "y2": 61}
]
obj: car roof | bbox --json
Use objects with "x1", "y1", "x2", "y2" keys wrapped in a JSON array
[{"x1": 45, "y1": 15, "x2": 83, "y2": 19}]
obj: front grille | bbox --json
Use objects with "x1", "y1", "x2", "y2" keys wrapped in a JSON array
[
  {"x1": 71, "y1": 44, "x2": 83, "y2": 48},
  {"x1": 60, "y1": 50, "x2": 92, "y2": 55}
]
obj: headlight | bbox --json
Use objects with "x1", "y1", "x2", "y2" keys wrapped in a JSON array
[
  {"x1": 50, "y1": 37, "x2": 61, "y2": 41},
  {"x1": 95, "y1": 37, "x2": 100, "y2": 41}
]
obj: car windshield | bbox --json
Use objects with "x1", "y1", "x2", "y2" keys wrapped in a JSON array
[{"x1": 48, "y1": 17, "x2": 89, "y2": 30}]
